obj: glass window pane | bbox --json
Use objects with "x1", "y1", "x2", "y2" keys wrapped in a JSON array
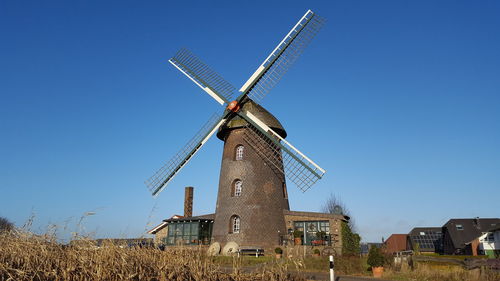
[
  {"x1": 183, "y1": 223, "x2": 191, "y2": 235},
  {"x1": 175, "y1": 224, "x2": 183, "y2": 236},
  {"x1": 236, "y1": 145, "x2": 244, "y2": 160},
  {"x1": 191, "y1": 223, "x2": 199, "y2": 236},
  {"x1": 234, "y1": 181, "x2": 242, "y2": 196},
  {"x1": 307, "y1": 222, "x2": 317, "y2": 232}
]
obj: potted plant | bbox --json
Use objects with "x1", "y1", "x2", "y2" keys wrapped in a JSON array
[
  {"x1": 312, "y1": 231, "x2": 327, "y2": 246},
  {"x1": 367, "y1": 246, "x2": 385, "y2": 278},
  {"x1": 293, "y1": 230, "x2": 303, "y2": 245},
  {"x1": 274, "y1": 247, "x2": 283, "y2": 259},
  {"x1": 313, "y1": 248, "x2": 320, "y2": 257}
]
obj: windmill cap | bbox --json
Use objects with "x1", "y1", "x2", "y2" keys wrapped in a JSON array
[{"x1": 216, "y1": 100, "x2": 287, "y2": 140}]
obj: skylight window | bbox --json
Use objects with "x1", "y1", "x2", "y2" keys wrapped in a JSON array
[{"x1": 456, "y1": 224, "x2": 463, "y2": 230}]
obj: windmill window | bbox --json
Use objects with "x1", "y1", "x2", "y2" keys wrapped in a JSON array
[
  {"x1": 230, "y1": 215, "x2": 240, "y2": 234},
  {"x1": 235, "y1": 145, "x2": 244, "y2": 160},
  {"x1": 232, "y1": 180, "x2": 242, "y2": 197}
]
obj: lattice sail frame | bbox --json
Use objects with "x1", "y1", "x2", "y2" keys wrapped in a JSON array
[
  {"x1": 145, "y1": 113, "x2": 226, "y2": 196},
  {"x1": 146, "y1": 10, "x2": 327, "y2": 197},
  {"x1": 239, "y1": 10, "x2": 326, "y2": 104},
  {"x1": 170, "y1": 48, "x2": 235, "y2": 104},
  {"x1": 241, "y1": 111, "x2": 325, "y2": 192}
]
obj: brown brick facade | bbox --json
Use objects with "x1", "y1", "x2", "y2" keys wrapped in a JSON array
[
  {"x1": 152, "y1": 226, "x2": 168, "y2": 245},
  {"x1": 212, "y1": 127, "x2": 291, "y2": 249},
  {"x1": 283, "y1": 210, "x2": 346, "y2": 255}
]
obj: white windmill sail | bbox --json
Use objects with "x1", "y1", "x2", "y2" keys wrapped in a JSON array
[
  {"x1": 169, "y1": 48, "x2": 236, "y2": 104},
  {"x1": 239, "y1": 10, "x2": 325, "y2": 104},
  {"x1": 240, "y1": 111, "x2": 326, "y2": 192},
  {"x1": 146, "y1": 9, "x2": 327, "y2": 197},
  {"x1": 145, "y1": 113, "x2": 226, "y2": 196}
]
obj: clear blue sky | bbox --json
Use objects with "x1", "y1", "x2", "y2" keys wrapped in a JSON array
[{"x1": 1, "y1": 0, "x2": 499, "y2": 242}]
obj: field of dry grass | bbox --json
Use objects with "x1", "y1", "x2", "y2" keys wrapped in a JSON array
[
  {"x1": 0, "y1": 232, "x2": 303, "y2": 281},
  {"x1": 383, "y1": 262, "x2": 500, "y2": 281},
  {"x1": 2, "y1": 230, "x2": 499, "y2": 281}
]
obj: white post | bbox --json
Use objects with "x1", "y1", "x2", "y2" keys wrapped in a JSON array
[{"x1": 329, "y1": 255, "x2": 334, "y2": 281}]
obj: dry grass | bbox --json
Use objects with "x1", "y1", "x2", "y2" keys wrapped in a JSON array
[
  {"x1": 383, "y1": 262, "x2": 500, "y2": 281},
  {"x1": 3, "y1": 230, "x2": 499, "y2": 281},
  {"x1": 0, "y1": 232, "x2": 303, "y2": 281}
]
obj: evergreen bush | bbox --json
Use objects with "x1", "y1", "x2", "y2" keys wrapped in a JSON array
[{"x1": 367, "y1": 246, "x2": 385, "y2": 268}]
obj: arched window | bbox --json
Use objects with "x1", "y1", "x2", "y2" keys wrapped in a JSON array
[
  {"x1": 230, "y1": 215, "x2": 240, "y2": 234},
  {"x1": 234, "y1": 180, "x2": 242, "y2": 197},
  {"x1": 235, "y1": 145, "x2": 244, "y2": 160}
]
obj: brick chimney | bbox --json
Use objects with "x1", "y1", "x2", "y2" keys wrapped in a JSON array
[{"x1": 184, "y1": 186, "x2": 193, "y2": 218}]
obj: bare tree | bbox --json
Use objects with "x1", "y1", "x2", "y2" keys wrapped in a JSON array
[
  {"x1": 321, "y1": 193, "x2": 356, "y2": 232},
  {"x1": 0, "y1": 217, "x2": 14, "y2": 233}
]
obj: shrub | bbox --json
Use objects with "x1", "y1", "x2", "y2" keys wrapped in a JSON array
[
  {"x1": 313, "y1": 249, "x2": 320, "y2": 255},
  {"x1": 0, "y1": 217, "x2": 14, "y2": 233},
  {"x1": 341, "y1": 221, "x2": 360, "y2": 256},
  {"x1": 293, "y1": 230, "x2": 303, "y2": 238},
  {"x1": 367, "y1": 246, "x2": 385, "y2": 268},
  {"x1": 333, "y1": 255, "x2": 364, "y2": 275},
  {"x1": 316, "y1": 231, "x2": 326, "y2": 240}
]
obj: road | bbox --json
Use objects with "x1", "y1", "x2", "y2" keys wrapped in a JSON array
[{"x1": 299, "y1": 273, "x2": 391, "y2": 281}]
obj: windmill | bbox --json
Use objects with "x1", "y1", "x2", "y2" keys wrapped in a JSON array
[{"x1": 146, "y1": 10, "x2": 326, "y2": 248}]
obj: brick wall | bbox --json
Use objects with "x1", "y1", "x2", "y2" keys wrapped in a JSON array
[{"x1": 284, "y1": 210, "x2": 346, "y2": 255}]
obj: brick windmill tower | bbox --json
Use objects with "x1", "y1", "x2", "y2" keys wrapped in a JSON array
[
  {"x1": 211, "y1": 101, "x2": 290, "y2": 248},
  {"x1": 145, "y1": 10, "x2": 326, "y2": 249}
]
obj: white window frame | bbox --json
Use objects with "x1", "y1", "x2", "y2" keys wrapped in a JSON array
[
  {"x1": 232, "y1": 216, "x2": 240, "y2": 233},
  {"x1": 234, "y1": 180, "x2": 242, "y2": 197},
  {"x1": 235, "y1": 145, "x2": 244, "y2": 160}
]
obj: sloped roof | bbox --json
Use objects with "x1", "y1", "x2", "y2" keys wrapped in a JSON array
[
  {"x1": 407, "y1": 227, "x2": 443, "y2": 252},
  {"x1": 444, "y1": 218, "x2": 500, "y2": 249},
  {"x1": 148, "y1": 222, "x2": 168, "y2": 234},
  {"x1": 163, "y1": 213, "x2": 215, "y2": 223},
  {"x1": 384, "y1": 234, "x2": 408, "y2": 253}
]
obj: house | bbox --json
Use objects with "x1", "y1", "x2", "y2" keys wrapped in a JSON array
[
  {"x1": 148, "y1": 214, "x2": 183, "y2": 245},
  {"x1": 442, "y1": 218, "x2": 500, "y2": 255},
  {"x1": 478, "y1": 227, "x2": 500, "y2": 258},
  {"x1": 149, "y1": 187, "x2": 349, "y2": 254},
  {"x1": 154, "y1": 214, "x2": 214, "y2": 246},
  {"x1": 465, "y1": 226, "x2": 500, "y2": 258},
  {"x1": 283, "y1": 210, "x2": 348, "y2": 254},
  {"x1": 384, "y1": 234, "x2": 408, "y2": 254},
  {"x1": 407, "y1": 227, "x2": 443, "y2": 253}
]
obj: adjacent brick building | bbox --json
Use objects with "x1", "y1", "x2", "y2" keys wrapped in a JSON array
[{"x1": 383, "y1": 234, "x2": 408, "y2": 254}]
